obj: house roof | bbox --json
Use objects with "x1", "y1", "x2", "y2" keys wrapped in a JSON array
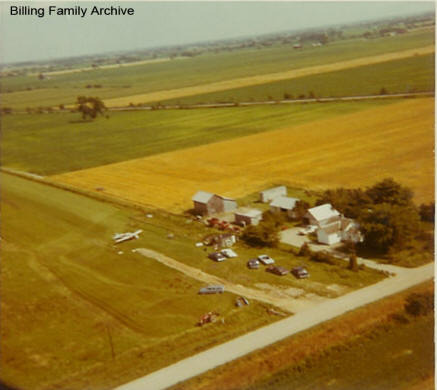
[
  {"x1": 307, "y1": 204, "x2": 340, "y2": 222},
  {"x1": 236, "y1": 209, "x2": 263, "y2": 218},
  {"x1": 192, "y1": 191, "x2": 214, "y2": 203},
  {"x1": 217, "y1": 195, "x2": 236, "y2": 202},
  {"x1": 270, "y1": 196, "x2": 299, "y2": 210}
]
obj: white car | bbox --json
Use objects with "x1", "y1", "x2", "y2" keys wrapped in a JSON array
[
  {"x1": 299, "y1": 225, "x2": 317, "y2": 235},
  {"x1": 221, "y1": 249, "x2": 238, "y2": 258},
  {"x1": 258, "y1": 254, "x2": 275, "y2": 265}
]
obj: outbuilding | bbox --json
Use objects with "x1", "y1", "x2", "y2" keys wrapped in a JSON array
[
  {"x1": 192, "y1": 191, "x2": 237, "y2": 216},
  {"x1": 235, "y1": 209, "x2": 263, "y2": 226},
  {"x1": 270, "y1": 196, "x2": 299, "y2": 218},
  {"x1": 259, "y1": 186, "x2": 287, "y2": 203}
]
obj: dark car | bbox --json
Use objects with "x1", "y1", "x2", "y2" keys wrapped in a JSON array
[
  {"x1": 292, "y1": 266, "x2": 310, "y2": 279},
  {"x1": 208, "y1": 252, "x2": 226, "y2": 262},
  {"x1": 247, "y1": 258, "x2": 260, "y2": 269},
  {"x1": 266, "y1": 265, "x2": 289, "y2": 276}
]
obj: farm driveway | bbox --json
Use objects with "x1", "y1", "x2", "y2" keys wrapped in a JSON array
[
  {"x1": 135, "y1": 248, "x2": 324, "y2": 314},
  {"x1": 116, "y1": 259, "x2": 434, "y2": 390}
]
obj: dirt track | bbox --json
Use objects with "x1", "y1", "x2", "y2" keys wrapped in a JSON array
[
  {"x1": 104, "y1": 45, "x2": 434, "y2": 107},
  {"x1": 136, "y1": 248, "x2": 322, "y2": 313}
]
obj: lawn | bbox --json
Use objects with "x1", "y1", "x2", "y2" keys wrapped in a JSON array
[
  {"x1": 1, "y1": 99, "x2": 395, "y2": 175},
  {"x1": 1, "y1": 29, "x2": 433, "y2": 109},
  {"x1": 159, "y1": 53, "x2": 435, "y2": 106},
  {"x1": 0, "y1": 173, "x2": 281, "y2": 390}
]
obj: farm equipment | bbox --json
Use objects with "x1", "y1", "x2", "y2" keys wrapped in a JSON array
[{"x1": 197, "y1": 311, "x2": 219, "y2": 326}]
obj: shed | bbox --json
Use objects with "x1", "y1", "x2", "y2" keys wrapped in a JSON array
[
  {"x1": 270, "y1": 196, "x2": 299, "y2": 218},
  {"x1": 192, "y1": 191, "x2": 237, "y2": 216},
  {"x1": 235, "y1": 209, "x2": 263, "y2": 226},
  {"x1": 259, "y1": 186, "x2": 287, "y2": 203}
]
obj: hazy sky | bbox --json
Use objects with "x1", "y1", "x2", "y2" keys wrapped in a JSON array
[{"x1": 0, "y1": 1, "x2": 434, "y2": 63}]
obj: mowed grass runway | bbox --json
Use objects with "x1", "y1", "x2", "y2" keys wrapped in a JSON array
[{"x1": 51, "y1": 98, "x2": 434, "y2": 211}]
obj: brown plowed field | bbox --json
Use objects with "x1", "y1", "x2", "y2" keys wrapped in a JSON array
[
  {"x1": 51, "y1": 98, "x2": 434, "y2": 211},
  {"x1": 104, "y1": 46, "x2": 434, "y2": 107}
]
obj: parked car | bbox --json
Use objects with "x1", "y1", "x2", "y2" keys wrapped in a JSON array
[
  {"x1": 291, "y1": 266, "x2": 310, "y2": 279},
  {"x1": 247, "y1": 258, "x2": 260, "y2": 269},
  {"x1": 221, "y1": 249, "x2": 238, "y2": 258},
  {"x1": 299, "y1": 225, "x2": 317, "y2": 235},
  {"x1": 198, "y1": 285, "x2": 225, "y2": 294},
  {"x1": 258, "y1": 254, "x2": 275, "y2": 265},
  {"x1": 266, "y1": 265, "x2": 289, "y2": 276},
  {"x1": 208, "y1": 252, "x2": 226, "y2": 262}
]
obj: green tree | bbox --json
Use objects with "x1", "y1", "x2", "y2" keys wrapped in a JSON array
[
  {"x1": 241, "y1": 224, "x2": 279, "y2": 247},
  {"x1": 366, "y1": 178, "x2": 414, "y2": 207},
  {"x1": 359, "y1": 203, "x2": 420, "y2": 252},
  {"x1": 419, "y1": 202, "x2": 434, "y2": 222},
  {"x1": 76, "y1": 96, "x2": 107, "y2": 120}
]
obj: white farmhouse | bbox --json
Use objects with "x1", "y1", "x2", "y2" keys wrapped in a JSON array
[{"x1": 316, "y1": 216, "x2": 364, "y2": 246}]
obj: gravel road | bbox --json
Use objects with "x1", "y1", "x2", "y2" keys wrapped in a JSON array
[{"x1": 117, "y1": 250, "x2": 434, "y2": 390}]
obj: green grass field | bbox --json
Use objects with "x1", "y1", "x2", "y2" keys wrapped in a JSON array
[
  {"x1": 0, "y1": 173, "x2": 281, "y2": 390},
  {"x1": 160, "y1": 53, "x2": 435, "y2": 105},
  {"x1": 1, "y1": 29, "x2": 433, "y2": 109},
  {"x1": 247, "y1": 313, "x2": 434, "y2": 390},
  {"x1": 1, "y1": 99, "x2": 397, "y2": 175}
]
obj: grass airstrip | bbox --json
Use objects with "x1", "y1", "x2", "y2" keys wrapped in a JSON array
[{"x1": 51, "y1": 98, "x2": 434, "y2": 210}]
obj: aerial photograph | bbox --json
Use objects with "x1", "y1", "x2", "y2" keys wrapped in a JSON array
[{"x1": 0, "y1": 1, "x2": 434, "y2": 389}]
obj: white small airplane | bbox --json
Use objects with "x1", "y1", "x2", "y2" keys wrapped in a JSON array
[{"x1": 113, "y1": 229, "x2": 143, "y2": 244}]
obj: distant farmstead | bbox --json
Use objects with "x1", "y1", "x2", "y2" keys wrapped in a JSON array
[{"x1": 192, "y1": 191, "x2": 237, "y2": 216}]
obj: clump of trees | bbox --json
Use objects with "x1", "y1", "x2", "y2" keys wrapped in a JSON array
[
  {"x1": 241, "y1": 212, "x2": 284, "y2": 248},
  {"x1": 76, "y1": 96, "x2": 107, "y2": 120},
  {"x1": 316, "y1": 178, "x2": 432, "y2": 255}
]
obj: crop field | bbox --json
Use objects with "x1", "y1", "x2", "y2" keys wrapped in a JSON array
[
  {"x1": 102, "y1": 45, "x2": 435, "y2": 107},
  {"x1": 161, "y1": 53, "x2": 435, "y2": 106},
  {"x1": 2, "y1": 100, "x2": 394, "y2": 175},
  {"x1": 0, "y1": 173, "x2": 282, "y2": 390},
  {"x1": 51, "y1": 98, "x2": 435, "y2": 211},
  {"x1": 1, "y1": 29, "x2": 433, "y2": 109}
]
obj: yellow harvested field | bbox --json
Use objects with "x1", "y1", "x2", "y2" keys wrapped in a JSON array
[
  {"x1": 51, "y1": 98, "x2": 435, "y2": 211},
  {"x1": 104, "y1": 46, "x2": 434, "y2": 107}
]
